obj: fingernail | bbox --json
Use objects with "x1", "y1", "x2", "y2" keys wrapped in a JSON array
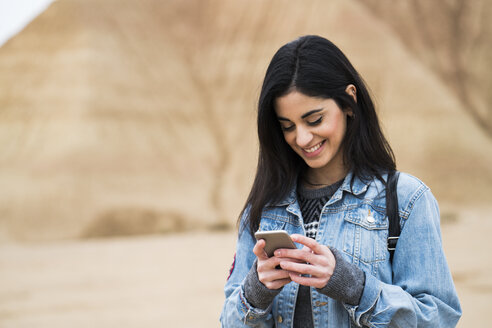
[{"x1": 275, "y1": 250, "x2": 281, "y2": 256}]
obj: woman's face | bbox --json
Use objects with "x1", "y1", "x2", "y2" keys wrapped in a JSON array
[{"x1": 274, "y1": 91, "x2": 350, "y2": 183}]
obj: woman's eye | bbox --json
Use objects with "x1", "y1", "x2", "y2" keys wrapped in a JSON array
[
  {"x1": 281, "y1": 124, "x2": 295, "y2": 132},
  {"x1": 307, "y1": 116, "x2": 323, "y2": 126}
]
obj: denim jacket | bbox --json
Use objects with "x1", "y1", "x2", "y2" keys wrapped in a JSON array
[{"x1": 220, "y1": 172, "x2": 461, "y2": 327}]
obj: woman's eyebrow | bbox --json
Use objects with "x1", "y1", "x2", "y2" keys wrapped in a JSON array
[
  {"x1": 301, "y1": 108, "x2": 323, "y2": 119},
  {"x1": 277, "y1": 108, "x2": 324, "y2": 121}
]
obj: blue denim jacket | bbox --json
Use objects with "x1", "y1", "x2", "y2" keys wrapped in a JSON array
[{"x1": 221, "y1": 172, "x2": 461, "y2": 327}]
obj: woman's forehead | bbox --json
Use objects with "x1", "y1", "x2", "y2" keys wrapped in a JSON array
[{"x1": 274, "y1": 91, "x2": 336, "y2": 118}]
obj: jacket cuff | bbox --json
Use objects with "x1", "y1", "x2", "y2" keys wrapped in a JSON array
[
  {"x1": 316, "y1": 247, "x2": 365, "y2": 305},
  {"x1": 244, "y1": 259, "x2": 282, "y2": 310}
]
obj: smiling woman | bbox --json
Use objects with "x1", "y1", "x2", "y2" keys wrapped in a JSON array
[
  {"x1": 220, "y1": 35, "x2": 461, "y2": 327},
  {"x1": 275, "y1": 92, "x2": 350, "y2": 185}
]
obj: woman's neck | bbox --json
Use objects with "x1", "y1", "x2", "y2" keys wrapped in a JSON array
[{"x1": 303, "y1": 166, "x2": 348, "y2": 189}]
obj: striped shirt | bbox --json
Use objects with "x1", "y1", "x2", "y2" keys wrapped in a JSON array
[{"x1": 294, "y1": 177, "x2": 344, "y2": 328}]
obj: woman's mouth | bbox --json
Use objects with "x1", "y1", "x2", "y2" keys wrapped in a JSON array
[{"x1": 302, "y1": 140, "x2": 325, "y2": 157}]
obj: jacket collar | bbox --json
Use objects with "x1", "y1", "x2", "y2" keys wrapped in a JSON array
[{"x1": 273, "y1": 171, "x2": 370, "y2": 207}]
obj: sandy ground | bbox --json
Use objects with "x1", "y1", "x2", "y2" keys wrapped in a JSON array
[
  {"x1": 0, "y1": 207, "x2": 491, "y2": 327},
  {"x1": 0, "y1": 231, "x2": 237, "y2": 328}
]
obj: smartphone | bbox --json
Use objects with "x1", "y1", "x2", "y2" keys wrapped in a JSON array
[{"x1": 254, "y1": 230, "x2": 297, "y2": 257}]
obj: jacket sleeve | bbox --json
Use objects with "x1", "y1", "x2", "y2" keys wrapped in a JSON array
[
  {"x1": 344, "y1": 186, "x2": 462, "y2": 327},
  {"x1": 220, "y1": 209, "x2": 275, "y2": 327}
]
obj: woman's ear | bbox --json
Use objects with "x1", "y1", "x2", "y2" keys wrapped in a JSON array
[{"x1": 345, "y1": 84, "x2": 357, "y2": 103}]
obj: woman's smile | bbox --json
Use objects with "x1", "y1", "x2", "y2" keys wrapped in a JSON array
[{"x1": 302, "y1": 140, "x2": 325, "y2": 157}]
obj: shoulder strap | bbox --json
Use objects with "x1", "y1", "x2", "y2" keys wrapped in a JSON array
[{"x1": 386, "y1": 170, "x2": 400, "y2": 263}]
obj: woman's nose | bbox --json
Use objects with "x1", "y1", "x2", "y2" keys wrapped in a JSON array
[{"x1": 296, "y1": 127, "x2": 313, "y2": 147}]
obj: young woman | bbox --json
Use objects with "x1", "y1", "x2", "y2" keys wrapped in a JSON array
[{"x1": 220, "y1": 35, "x2": 461, "y2": 327}]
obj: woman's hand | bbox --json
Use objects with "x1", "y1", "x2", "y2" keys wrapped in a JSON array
[
  {"x1": 274, "y1": 234, "x2": 336, "y2": 289},
  {"x1": 253, "y1": 239, "x2": 292, "y2": 290}
]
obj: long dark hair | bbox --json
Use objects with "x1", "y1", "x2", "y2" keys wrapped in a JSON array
[{"x1": 240, "y1": 35, "x2": 395, "y2": 236}]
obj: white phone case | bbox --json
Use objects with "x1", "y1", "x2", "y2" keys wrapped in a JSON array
[{"x1": 254, "y1": 230, "x2": 297, "y2": 257}]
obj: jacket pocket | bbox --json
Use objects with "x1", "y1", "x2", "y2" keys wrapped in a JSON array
[{"x1": 342, "y1": 206, "x2": 388, "y2": 265}]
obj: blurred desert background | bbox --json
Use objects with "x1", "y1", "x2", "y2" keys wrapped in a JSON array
[{"x1": 0, "y1": 0, "x2": 491, "y2": 327}]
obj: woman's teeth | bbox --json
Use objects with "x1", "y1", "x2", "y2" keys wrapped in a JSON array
[{"x1": 305, "y1": 141, "x2": 323, "y2": 153}]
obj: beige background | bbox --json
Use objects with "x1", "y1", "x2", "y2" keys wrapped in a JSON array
[{"x1": 0, "y1": 0, "x2": 491, "y2": 327}]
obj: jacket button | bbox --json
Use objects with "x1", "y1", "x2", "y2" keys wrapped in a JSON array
[{"x1": 277, "y1": 315, "x2": 283, "y2": 323}]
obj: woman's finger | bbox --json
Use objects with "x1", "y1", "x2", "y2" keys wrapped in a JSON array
[
  {"x1": 253, "y1": 239, "x2": 269, "y2": 261},
  {"x1": 256, "y1": 256, "x2": 293, "y2": 289},
  {"x1": 301, "y1": 244, "x2": 313, "y2": 252},
  {"x1": 279, "y1": 260, "x2": 320, "y2": 276},
  {"x1": 274, "y1": 247, "x2": 318, "y2": 265},
  {"x1": 290, "y1": 234, "x2": 330, "y2": 255},
  {"x1": 257, "y1": 254, "x2": 283, "y2": 271},
  {"x1": 263, "y1": 278, "x2": 292, "y2": 290},
  {"x1": 288, "y1": 272, "x2": 329, "y2": 289},
  {"x1": 280, "y1": 257, "x2": 333, "y2": 278},
  {"x1": 258, "y1": 265, "x2": 291, "y2": 281}
]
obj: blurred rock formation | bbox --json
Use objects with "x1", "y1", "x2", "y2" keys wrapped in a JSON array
[
  {"x1": 358, "y1": 0, "x2": 492, "y2": 136},
  {"x1": 0, "y1": 0, "x2": 490, "y2": 241}
]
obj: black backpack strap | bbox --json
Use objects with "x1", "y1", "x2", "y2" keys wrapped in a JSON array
[{"x1": 386, "y1": 170, "x2": 400, "y2": 263}]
